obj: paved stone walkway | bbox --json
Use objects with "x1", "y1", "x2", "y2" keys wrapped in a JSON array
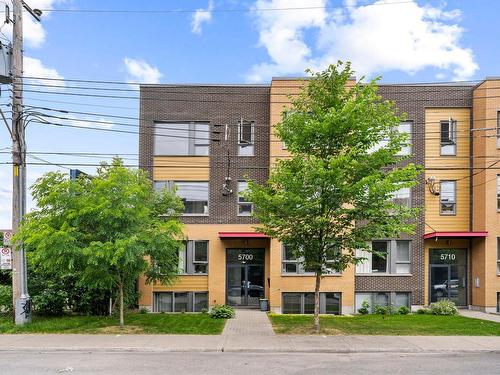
[
  {"x1": 459, "y1": 309, "x2": 500, "y2": 323},
  {"x1": 222, "y1": 309, "x2": 275, "y2": 336}
]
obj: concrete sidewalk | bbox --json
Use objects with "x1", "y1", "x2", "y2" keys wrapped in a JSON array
[{"x1": 1, "y1": 334, "x2": 500, "y2": 354}]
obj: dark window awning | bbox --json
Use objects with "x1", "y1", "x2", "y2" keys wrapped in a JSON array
[
  {"x1": 218, "y1": 232, "x2": 269, "y2": 239},
  {"x1": 424, "y1": 231, "x2": 488, "y2": 240}
]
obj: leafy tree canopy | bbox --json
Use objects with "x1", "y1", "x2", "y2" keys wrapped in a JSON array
[
  {"x1": 247, "y1": 62, "x2": 422, "y2": 330},
  {"x1": 16, "y1": 158, "x2": 184, "y2": 326}
]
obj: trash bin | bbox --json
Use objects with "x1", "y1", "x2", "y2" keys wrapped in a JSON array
[{"x1": 259, "y1": 298, "x2": 269, "y2": 312}]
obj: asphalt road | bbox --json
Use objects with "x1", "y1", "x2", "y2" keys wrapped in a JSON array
[{"x1": 1, "y1": 351, "x2": 500, "y2": 375}]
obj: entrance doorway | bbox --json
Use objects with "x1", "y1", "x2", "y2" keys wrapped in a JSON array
[
  {"x1": 429, "y1": 249, "x2": 467, "y2": 306},
  {"x1": 226, "y1": 249, "x2": 265, "y2": 307}
]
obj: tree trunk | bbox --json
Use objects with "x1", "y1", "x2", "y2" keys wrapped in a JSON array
[
  {"x1": 119, "y1": 282, "x2": 124, "y2": 329},
  {"x1": 314, "y1": 272, "x2": 321, "y2": 333}
]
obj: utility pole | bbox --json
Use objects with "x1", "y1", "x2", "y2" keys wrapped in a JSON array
[{"x1": 11, "y1": 0, "x2": 42, "y2": 325}]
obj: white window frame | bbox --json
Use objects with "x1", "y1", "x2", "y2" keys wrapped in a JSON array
[
  {"x1": 440, "y1": 119, "x2": 457, "y2": 156},
  {"x1": 153, "y1": 291, "x2": 208, "y2": 312},
  {"x1": 281, "y1": 244, "x2": 340, "y2": 275},
  {"x1": 397, "y1": 121, "x2": 412, "y2": 156},
  {"x1": 497, "y1": 175, "x2": 500, "y2": 212},
  {"x1": 175, "y1": 181, "x2": 209, "y2": 216},
  {"x1": 179, "y1": 240, "x2": 209, "y2": 275},
  {"x1": 154, "y1": 122, "x2": 209, "y2": 156},
  {"x1": 356, "y1": 240, "x2": 411, "y2": 275},
  {"x1": 237, "y1": 180, "x2": 253, "y2": 216},
  {"x1": 440, "y1": 180, "x2": 456, "y2": 215},
  {"x1": 497, "y1": 111, "x2": 500, "y2": 149},
  {"x1": 238, "y1": 118, "x2": 255, "y2": 156},
  {"x1": 391, "y1": 187, "x2": 411, "y2": 207},
  {"x1": 282, "y1": 292, "x2": 341, "y2": 315},
  {"x1": 355, "y1": 292, "x2": 410, "y2": 313}
]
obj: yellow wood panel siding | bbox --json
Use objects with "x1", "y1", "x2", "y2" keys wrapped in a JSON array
[
  {"x1": 269, "y1": 80, "x2": 306, "y2": 166},
  {"x1": 424, "y1": 108, "x2": 470, "y2": 233},
  {"x1": 153, "y1": 275, "x2": 208, "y2": 291},
  {"x1": 153, "y1": 156, "x2": 209, "y2": 181}
]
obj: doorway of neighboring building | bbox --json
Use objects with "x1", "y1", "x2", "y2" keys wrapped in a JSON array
[{"x1": 226, "y1": 248, "x2": 265, "y2": 307}]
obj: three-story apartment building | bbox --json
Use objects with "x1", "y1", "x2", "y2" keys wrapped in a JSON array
[{"x1": 138, "y1": 77, "x2": 500, "y2": 314}]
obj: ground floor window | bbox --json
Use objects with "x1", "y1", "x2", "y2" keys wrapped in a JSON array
[
  {"x1": 497, "y1": 292, "x2": 500, "y2": 313},
  {"x1": 282, "y1": 292, "x2": 341, "y2": 315},
  {"x1": 153, "y1": 292, "x2": 208, "y2": 313},
  {"x1": 355, "y1": 292, "x2": 410, "y2": 313}
]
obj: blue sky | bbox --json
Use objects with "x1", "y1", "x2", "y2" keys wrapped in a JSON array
[{"x1": 0, "y1": 0, "x2": 498, "y2": 227}]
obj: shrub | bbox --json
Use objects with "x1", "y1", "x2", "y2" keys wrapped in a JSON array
[
  {"x1": 139, "y1": 307, "x2": 149, "y2": 314},
  {"x1": 0, "y1": 285, "x2": 13, "y2": 315},
  {"x1": 357, "y1": 300, "x2": 370, "y2": 315},
  {"x1": 416, "y1": 308, "x2": 428, "y2": 314},
  {"x1": 200, "y1": 308, "x2": 208, "y2": 314},
  {"x1": 397, "y1": 306, "x2": 410, "y2": 315},
  {"x1": 373, "y1": 305, "x2": 389, "y2": 315},
  {"x1": 429, "y1": 300, "x2": 458, "y2": 316},
  {"x1": 32, "y1": 283, "x2": 68, "y2": 316},
  {"x1": 209, "y1": 304, "x2": 235, "y2": 319}
]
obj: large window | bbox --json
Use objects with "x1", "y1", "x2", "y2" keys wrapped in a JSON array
[
  {"x1": 356, "y1": 240, "x2": 411, "y2": 275},
  {"x1": 397, "y1": 121, "x2": 412, "y2": 155},
  {"x1": 153, "y1": 181, "x2": 209, "y2": 215},
  {"x1": 282, "y1": 244, "x2": 339, "y2": 275},
  {"x1": 391, "y1": 187, "x2": 411, "y2": 207},
  {"x1": 440, "y1": 119, "x2": 457, "y2": 155},
  {"x1": 238, "y1": 118, "x2": 254, "y2": 156},
  {"x1": 176, "y1": 182, "x2": 209, "y2": 215},
  {"x1": 179, "y1": 241, "x2": 208, "y2": 274},
  {"x1": 153, "y1": 292, "x2": 208, "y2": 312},
  {"x1": 154, "y1": 122, "x2": 209, "y2": 156},
  {"x1": 497, "y1": 238, "x2": 500, "y2": 275},
  {"x1": 355, "y1": 292, "x2": 410, "y2": 313},
  {"x1": 282, "y1": 292, "x2": 341, "y2": 315},
  {"x1": 440, "y1": 180, "x2": 456, "y2": 215},
  {"x1": 237, "y1": 181, "x2": 253, "y2": 216}
]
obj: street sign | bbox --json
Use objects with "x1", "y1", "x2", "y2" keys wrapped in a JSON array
[
  {"x1": 1, "y1": 247, "x2": 12, "y2": 270},
  {"x1": 2, "y1": 230, "x2": 12, "y2": 246}
]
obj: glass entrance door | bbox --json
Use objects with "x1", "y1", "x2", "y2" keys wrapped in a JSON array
[
  {"x1": 429, "y1": 249, "x2": 467, "y2": 306},
  {"x1": 226, "y1": 249, "x2": 265, "y2": 307}
]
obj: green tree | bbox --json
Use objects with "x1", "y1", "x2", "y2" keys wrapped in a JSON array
[
  {"x1": 16, "y1": 158, "x2": 184, "y2": 327},
  {"x1": 247, "y1": 62, "x2": 421, "y2": 332}
]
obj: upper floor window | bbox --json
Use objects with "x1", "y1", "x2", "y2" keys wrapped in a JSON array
[
  {"x1": 238, "y1": 118, "x2": 254, "y2": 156},
  {"x1": 440, "y1": 180, "x2": 456, "y2": 215},
  {"x1": 391, "y1": 187, "x2": 411, "y2": 207},
  {"x1": 154, "y1": 122, "x2": 209, "y2": 156},
  {"x1": 497, "y1": 111, "x2": 500, "y2": 148},
  {"x1": 356, "y1": 240, "x2": 411, "y2": 275},
  {"x1": 497, "y1": 175, "x2": 500, "y2": 211},
  {"x1": 237, "y1": 181, "x2": 253, "y2": 216},
  {"x1": 397, "y1": 121, "x2": 412, "y2": 156},
  {"x1": 440, "y1": 119, "x2": 457, "y2": 155},
  {"x1": 153, "y1": 181, "x2": 209, "y2": 215},
  {"x1": 179, "y1": 240, "x2": 209, "y2": 274}
]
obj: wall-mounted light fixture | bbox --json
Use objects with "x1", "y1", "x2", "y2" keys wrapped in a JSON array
[{"x1": 426, "y1": 176, "x2": 440, "y2": 196}]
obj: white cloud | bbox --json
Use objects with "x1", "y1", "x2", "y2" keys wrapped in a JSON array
[
  {"x1": 191, "y1": 0, "x2": 214, "y2": 35},
  {"x1": 247, "y1": 0, "x2": 478, "y2": 82},
  {"x1": 23, "y1": 56, "x2": 64, "y2": 88},
  {"x1": 1, "y1": 1, "x2": 65, "y2": 48},
  {"x1": 123, "y1": 58, "x2": 162, "y2": 84}
]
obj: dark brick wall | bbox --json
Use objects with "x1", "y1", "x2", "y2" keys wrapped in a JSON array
[
  {"x1": 139, "y1": 84, "x2": 270, "y2": 225},
  {"x1": 354, "y1": 84, "x2": 474, "y2": 306}
]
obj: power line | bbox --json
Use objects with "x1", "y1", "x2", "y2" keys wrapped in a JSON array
[{"x1": 31, "y1": 2, "x2": 415, "y2": 15}]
